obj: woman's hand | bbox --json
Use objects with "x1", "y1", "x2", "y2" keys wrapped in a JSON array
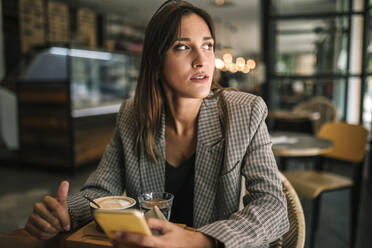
[
  {"x1": 25, "y1": 181, "x2": 71, "y2": 240},
  {"x1": 112, "y1": 218, "x2": 214, "y2": 248}
]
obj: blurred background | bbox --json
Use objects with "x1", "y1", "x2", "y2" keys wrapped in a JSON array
[{"x1": 0, "y1": 0, "x2": 371, "y2": 247}]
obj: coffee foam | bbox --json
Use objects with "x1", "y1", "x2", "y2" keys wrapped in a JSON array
[
  {"x1": 90, "y1": 196, "x2": 136, "y2": 209},
  {"x1": 99, "y1": 199, "x2": 130, "y2": 209}
]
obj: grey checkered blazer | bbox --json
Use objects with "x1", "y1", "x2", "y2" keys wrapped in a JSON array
[{"x1": 67, "y1": 90, "x2": 289, "y2": 248}]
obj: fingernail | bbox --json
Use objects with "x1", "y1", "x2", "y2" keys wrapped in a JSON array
[{"x1": 64, "y1": 225, "x2": 70, "y2": 231}]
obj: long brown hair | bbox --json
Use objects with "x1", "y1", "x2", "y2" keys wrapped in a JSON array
[{"x1": 134, "y1": 0, "x2": 219, "y2": 163}]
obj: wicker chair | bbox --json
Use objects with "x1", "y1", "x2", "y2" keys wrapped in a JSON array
[
  {"x1": 241, "y1": 172, "x2": 305, "y2": 248},
  {"x1": 293, "y1": 96, "x2": 339, "y2": 134},
  {"x1": 280, "y1": 173, "x2": 306, "y2": 248},
  {"x1": 283, "y1": 122, "x2": 368, "y2": 248},
  {"x1": 270, "y1": 172, "x2": 306, "y2": 248}
]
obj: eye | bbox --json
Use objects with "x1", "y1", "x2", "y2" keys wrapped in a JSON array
[
  {"x1": 174, "y1": 44, "x2": 189, "y2": 51},
  {"x1": 203, "y1": 42, "x2": 214, "y2": 50}
]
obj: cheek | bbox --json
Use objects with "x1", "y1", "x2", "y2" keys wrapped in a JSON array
[
  {"x1": 210, "y1": 54, "x2": 215, "y2": 65},
  {"x1": 208, "y1": 55, "x2": 216, "y2": 73},
  {"x1": 164, "y1": 58, "x2": 188, "y2": 78},
  {"x1": 163, "y1": 61, "x2": 184, "y2": 86}
]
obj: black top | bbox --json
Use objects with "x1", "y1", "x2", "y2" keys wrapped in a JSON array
[{"x1": 165, "y1": 154, "x2": 195, "y2": 227}]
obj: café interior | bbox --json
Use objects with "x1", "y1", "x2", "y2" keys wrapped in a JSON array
[{"x1": 0, "y1": 0, "x2": 371, "y2": 247}]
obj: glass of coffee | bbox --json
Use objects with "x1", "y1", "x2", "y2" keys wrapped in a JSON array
[
  {"x1": 138, "y1": 192, "x2": 174, "y2": 220},
  {"x1": 89, "y1": 196, "x2": 136, "y2": 210},
  {"x1": 89, "y1": 195, "x2": 136, "y2": 232}
]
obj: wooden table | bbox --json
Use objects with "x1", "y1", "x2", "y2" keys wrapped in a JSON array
[
  {"x1": 0, "y1": 228, "x2": 69, "y2": 248},
  {"x1": 0, "y1": 222, "x2": 115, "y2": 248},
  {"x1": 0, "y1": 221, "x2": 194, "y2": 248},
  {"x1": 271, "y1": 131, "x2": 333, "y2": 170}
]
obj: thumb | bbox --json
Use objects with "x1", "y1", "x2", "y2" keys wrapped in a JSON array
[{"x1": 57, "y1": 180, "x2": 69, "y2": 208}]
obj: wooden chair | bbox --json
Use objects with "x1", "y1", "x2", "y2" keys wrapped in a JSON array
[
  {"x1": 293, "y1": 96, "x2": 339, "y2": 134},
  {"x1": 283, "y1": 122, "x2": 368, "y2": 248}
]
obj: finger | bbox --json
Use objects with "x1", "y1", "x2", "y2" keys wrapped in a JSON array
[
  {"x1": 115, "y1": 232, "x2": 158, "y2": 247},
  {"x1": 57, "y1": 181, "x2": 69, "y2": 208},
  {"x1": 43, "y1": 195, "x2": 70, "y2": 231},
  {"x1": 29, "y1": 212, "x2": 58, "y2": 234},
  {"x1": 146, "y1": 218, "x2": 172, "y2": 233},
  {"x1": 33, "y1": 202, "x2": 63, "y2": 231},
  {"x1": 56, "y1": 181, "x2": 70, "y2": 231},
  {"x1": 25, "y1": 220, "x2": 56, "y2": 240},
  {"x1": 25, "y1": 220, "x2": 42, "y2": 239}
]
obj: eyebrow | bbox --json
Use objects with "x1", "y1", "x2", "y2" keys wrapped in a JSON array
[{"x1": 174, "y1": 37, "x2": 213, "y2": 42}]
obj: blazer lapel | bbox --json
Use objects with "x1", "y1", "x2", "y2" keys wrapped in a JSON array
[
  {"x1": 194, "y1": 96, "x2": 225, "y2": 227},
  {"x1": 137, "y1": 96, "x2": 225, "y2": 227},
  {"x1": 138, "y1": 111, "x2": 166, "y2": 194}
]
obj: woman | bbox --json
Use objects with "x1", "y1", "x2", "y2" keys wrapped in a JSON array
[{"x1": 25, "y1": 1, "x2": 289, "y2": 247}]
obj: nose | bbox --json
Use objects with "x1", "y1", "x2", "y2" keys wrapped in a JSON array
[{"x1": 192, "y1": 49, "x2": 206, "y2": 68}]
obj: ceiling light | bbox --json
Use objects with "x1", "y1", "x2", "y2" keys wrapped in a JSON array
[
  {"x1": 242, "y1": 65, "x2": 250, "y2": 74},
  {"x1": 230, "y1": 64, "x2": 238, "y2": 73},
  {"x1": 215, "y1": 54, "x2": 256, "y2": 74},
  {"x1": 247, "y1": 59, "x2": 256, "y2": 69},
  {"x1": 223, "y1": 53, "x2": 233, "y2": 63},
  {"x1": 236, "y1": 57, "x2": 245, "y2": 67},
  {"x1": 210, "y1": 0, "x2": 235, "y2": 7},
  {"x1": 215, "y1": 58, "x2": 224, "y2": 69}
]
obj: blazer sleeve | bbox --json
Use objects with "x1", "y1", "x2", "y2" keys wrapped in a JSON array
[
  {"x1": 66, "y1": 106, "x2": 126, "y2": 231},
  {"x1": 197, "y1": 97, "x2": 289, "y2": 247}
]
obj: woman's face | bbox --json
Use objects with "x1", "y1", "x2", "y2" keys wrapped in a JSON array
[{"x1": 162, "y1": 13, "x2": 215, "y2": 100}]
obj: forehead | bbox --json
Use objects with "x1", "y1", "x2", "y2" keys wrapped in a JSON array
[{"x1": 178, "y1": 13, "x2": 211, "y2": 37}]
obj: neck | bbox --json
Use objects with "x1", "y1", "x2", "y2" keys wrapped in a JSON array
[{"x1": 165, "y1": 97, "x2": 202, "y2": 136}]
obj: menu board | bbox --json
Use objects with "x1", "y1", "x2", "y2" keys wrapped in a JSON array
[
  {"x1": 47, "y1": 1, "x2": 70, "y2": 44},
  {"x1": 77, "y1": 8, "x2": 96, "y2": 47},
  {"x1": 19, "y1": 0, "x2": 45, "y2": 53}
]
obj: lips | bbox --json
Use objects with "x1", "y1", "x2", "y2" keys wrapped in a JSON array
[{"x1": 190, "y1": 73, "x2": 209, "y2": 81}]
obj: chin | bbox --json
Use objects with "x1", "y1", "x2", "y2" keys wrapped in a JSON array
[
  {"x1": 180, "y1": 89, "x2": 210, "y2": 99},
  {"x1": 172, "y1": 82, "x2": 212, "y2": 99},
  {"x1": 193, "y1": 88, "x2": 211, "y2": 99}
]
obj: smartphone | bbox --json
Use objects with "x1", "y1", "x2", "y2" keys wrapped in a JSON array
[{"x1": 93, "y1": 208, "x2": 152, "y2": 239}]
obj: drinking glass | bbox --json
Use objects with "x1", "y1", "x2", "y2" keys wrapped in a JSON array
[{"x1": 138, "y1": 192, "x2": 174, "y2": 220}]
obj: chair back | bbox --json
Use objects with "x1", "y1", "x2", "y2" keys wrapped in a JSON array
[
  {"x1": 317, "y1": 122, "x2": 368, "y2": 163},
  {"x1": 241, "y1": 174, "x2": 305, "y2": 248},
  {"x1": 293, "y1": 96, "x2": 339, "y2": 133},
  {"x1": 279, "y1": 172, "x2": 306, "y2": 248}
]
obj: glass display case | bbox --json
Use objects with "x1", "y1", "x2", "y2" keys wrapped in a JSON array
[
  {"x1": 69, "y1": 47, "x2": 138, "y2": 117},
  {"x1": 22, "y1": 46, "x2": 139, "y2": 117},
  {"x1": 17, "y1": 46, "x2": 139, "y2": 168}
]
